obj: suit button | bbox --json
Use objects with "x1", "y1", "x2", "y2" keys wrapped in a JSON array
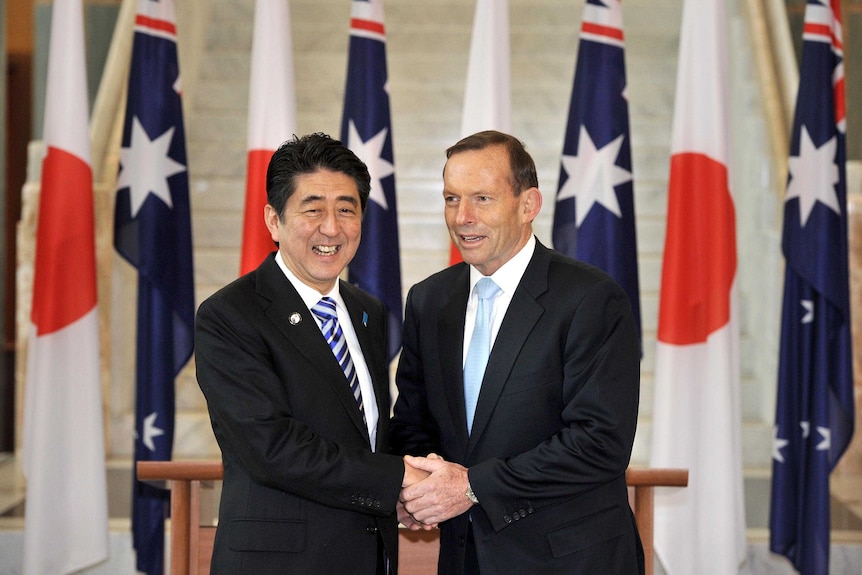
[
  {"x1": 458, "y1": 536, "x2": 466, "y2": 546},
  {"x1": 366, "y1": 525, "x2": 378, "y2": 534},
  {"x1": 373, "y1": 499, "x2": 381, "y2": 508},
  {"x1": 358, "y1": 496, "x2": 366, "y2": 505},
  {"x1": 503, "y1": 515, "x2": 512, "y2": 524},
  {"x1": 518, "y1": 509, "x2": 526, "y2": 518}
]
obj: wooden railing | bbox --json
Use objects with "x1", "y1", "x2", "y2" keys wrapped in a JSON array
[{"x1": 137, "y1": 461, "x2": 688, "y2": 575}]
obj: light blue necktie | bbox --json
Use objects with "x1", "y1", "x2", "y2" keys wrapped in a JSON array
[
  {"x1": 312, "y1": 297, "x2": 366, "y2": 425},
  {"x1": 463, "y1": 278, "x2": 501, "y2": 434}
]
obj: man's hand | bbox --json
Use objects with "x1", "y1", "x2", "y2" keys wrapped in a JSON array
[
  {"x1": 399, "y1": 454, "x2": 473, "y2": 525},
  {"x1": 402, "y1": 457, "x2": 430, "y2": 487}
]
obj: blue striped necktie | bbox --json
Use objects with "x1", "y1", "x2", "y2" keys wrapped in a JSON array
[
  {"x1": 463, "y1": 278, "x2": 501, "y2": 434},
  {"x1": 312, "y1": 297, "x2": 366, "y2": 424}
]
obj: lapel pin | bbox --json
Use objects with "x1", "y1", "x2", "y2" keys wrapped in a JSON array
[
  {"x1": 362, "y1": 311, "x2": 368, "y2": 327},
  {"x1": 289, "y1": 312, "x2": 302, "y2": 325}
]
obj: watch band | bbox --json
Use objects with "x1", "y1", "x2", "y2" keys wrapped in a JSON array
[{"x1": 465, "y1": 484, "x2": 479, "y2": 505}]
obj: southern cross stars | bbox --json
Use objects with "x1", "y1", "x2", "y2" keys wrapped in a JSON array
[
  {"x1": 785, "y1": 125, "x2": 840, "y2": 226},
  {"x1": 347, "y1": 120, "x2": 394, "y2": 211},
  {"x1": 117, "y1": 116, "x2": 186, "y2": 217},
  {"x1": 772, "y1": 421, "x2": 832, "y2": 463},
  {"x1": 133, "y1": 411, "x2": 165, "y2": 452},
  {"x1": 558, "y1": 125, "x2": 631, "y2": 226}
]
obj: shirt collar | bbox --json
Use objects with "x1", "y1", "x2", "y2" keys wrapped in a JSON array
[
  {"x1": 274, "y1": 251, "x2": 344, "y2": 312},
  {"x1": 469, "y1": 235, "x2": 536, "y2": 297}
]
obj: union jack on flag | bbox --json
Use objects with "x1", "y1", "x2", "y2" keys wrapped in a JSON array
[
  {"x1": 552, "y1": 0, "x2": 641, "y2": 342},
  {"x1": 769, "y1": 1, "x2": 854, "y2": 573}
]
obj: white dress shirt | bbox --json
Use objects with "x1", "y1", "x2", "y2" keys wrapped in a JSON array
[
  {"x1": 275, "y1": 252, "x2": 379, "y2": 449},
  {"x1": 463, "y1": 235, "x2": 536, "y2": 366}
]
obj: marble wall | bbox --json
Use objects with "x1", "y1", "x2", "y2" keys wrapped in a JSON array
[{"x1": 13, "y1": 0, "x2": 861, "y2": 478}]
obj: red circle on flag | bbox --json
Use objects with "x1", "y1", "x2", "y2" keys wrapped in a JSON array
[{"x1": 658, "y1": 152, "x2": 736, "y2": 345}]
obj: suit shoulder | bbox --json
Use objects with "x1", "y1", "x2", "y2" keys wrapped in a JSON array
[
  {"x1": 197, "y1": 270, "x2": 261, "y2": 320},
  {"x1": 407, "y1": 264, "x2": 466, "y2": 300},
  {"x1": 544, "y1": 248, "x2": 628, "y2": 300},
  {"x1": 340, "y1": 280, "x2": 385, "y2": 312},
  {"x1": 413, "y1": 264, "x2": 465, "y2": 290}
]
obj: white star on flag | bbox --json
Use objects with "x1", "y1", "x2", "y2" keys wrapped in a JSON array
[
  {"x1": 117, "y1": 116, "x2": 186, "y2": 217},
  {"x1": 801, "y1": 299, "x2": 814, "y2": 323},
  {"x1": 558, "y1": 125, "x2": 631, "y2": 226},
  {"x1": 142, "y1": 411, "x2": 165, "y2": 452},
  {"x1": 785, "y1": 125, "x2": 840, "y2": 226},
  {"x1": 772, "y1": 426, "x2": 789, "y2": 463},
  {"x1": 815, "y1": 426, "x2": 831, "y2": 451},
  {"x1": 347, "y1": 120, "x2": 394, "y2": 210}
]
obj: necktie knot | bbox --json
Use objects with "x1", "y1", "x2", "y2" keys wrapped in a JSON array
[
  {"x1": 312, "y1": 297, "x2": 338, "y2": 323},
  {"x1": 474, "y1": 277, "x2": 501, "y2": 301}
]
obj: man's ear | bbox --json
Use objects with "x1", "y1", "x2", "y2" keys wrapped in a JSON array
[
  {"x1": 264, "y1": 204, "x2": 280, "y2": 241},
  {"x1": 522, "y1": 187, "x2": 543, "y2": 223}
]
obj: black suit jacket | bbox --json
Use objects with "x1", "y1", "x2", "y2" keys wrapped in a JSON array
[
  {"x1": 391, "y1": 241, "x2": 644, "y2": 575},
  {"x1": 196, "y1": 254, "x2": 404, "y2": 574}
]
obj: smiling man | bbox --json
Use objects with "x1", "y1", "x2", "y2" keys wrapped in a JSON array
[
  {"x1": 196, "y1": 133, "x2": 425, "y2": 574},
  {"x1": 392, "y1": 130, "x2": 644, "y2": 575}
]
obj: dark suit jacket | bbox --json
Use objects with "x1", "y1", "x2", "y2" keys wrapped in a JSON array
[
  {"x1": 196, "y1": 254, "x2": 404, "y2": 574},
  {"x1": 391, "y1": 240, "x2": 644, "y2": 575}
]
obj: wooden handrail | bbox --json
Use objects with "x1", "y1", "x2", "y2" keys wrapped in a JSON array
[
  {"x1": 625, "y1": 467, "x2": 689, "y2": 575},
  {"x1": 137, "y1": 461, "x2": 687, "y2": 575},
  {"x1": 137, "y1": 460, "x2": 224, "y2": 482}
]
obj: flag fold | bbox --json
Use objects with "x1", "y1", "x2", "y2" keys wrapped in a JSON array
[
  {"x1": 340, "y1": 0, "x2": 403, "y2": 361},
  {"x1": 553, "y1": 0, "x2": 641, "y2": 343},
  {"x1": 770, "y1": 1, "x2": 854, "y2": 573},
  {"x1": 650, "y1": 0, "x2": 746, "y2": 572},
  {"x1": 114, "y1": 1, "x2": 196, "y2": 573},
  {"x1": 22, "y1": 1, "x2": 109, "y2": 572}
]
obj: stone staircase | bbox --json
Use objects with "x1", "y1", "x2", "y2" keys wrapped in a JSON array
[{"x1": 163, "y1": 0, "x2": 781, "y2": 469}]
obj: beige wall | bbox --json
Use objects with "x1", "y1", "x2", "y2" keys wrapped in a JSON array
[{"x1": 17, "y1": 0, "x2": 862, "y2": 475}]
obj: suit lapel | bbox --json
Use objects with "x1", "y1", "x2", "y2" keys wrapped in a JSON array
[
  {"x1": 341, "y1": 284, "x2": 383, "y2": 445},
  {"x1": 255, "y1": 258, "x2": 370, "y2": 443},
  {"x1": 468, "y1": 243, "x2": 550, "y2": 453},
  {"x1": 439, "y1": 267, "x2": 471, "y2": 454}
]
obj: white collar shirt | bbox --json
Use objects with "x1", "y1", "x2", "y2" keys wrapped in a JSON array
[
  {"x1": 275, "y1": 252, "x2": 378, "y2": 449},
  {"x1": 463, "y1": 235, "x2": 536, "y2": 366}
]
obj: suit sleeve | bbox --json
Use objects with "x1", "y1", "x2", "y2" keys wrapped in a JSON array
[
  {"x1": 469, "y1": 278, "x2": 640, "y2": 531},
  {"x1": 195, "y1": 291, "x2": 404, "y2": 516},
  {"x1": 390, "y1": 285, "x2": 441, "y2": 456}
]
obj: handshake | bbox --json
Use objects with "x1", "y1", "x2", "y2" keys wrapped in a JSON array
[{"x1": 398, "y1": 454, "x2": 474, "y2": 530}]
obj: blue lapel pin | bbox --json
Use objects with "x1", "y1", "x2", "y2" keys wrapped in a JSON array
[{"x1": 362, "y1": 311, "x2": 368, "y2": 327}]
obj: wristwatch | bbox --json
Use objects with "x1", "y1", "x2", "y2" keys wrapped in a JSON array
[{"x1": 465, "y1": 483, "x2": 479, "y2": 505}]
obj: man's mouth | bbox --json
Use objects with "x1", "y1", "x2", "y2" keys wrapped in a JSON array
[
  {"x1": 459, "y1": 235, "x2": 485, "y2": 245},
  {"x1": 314, "y1": 245, "x2": 340, "y2": 255}
]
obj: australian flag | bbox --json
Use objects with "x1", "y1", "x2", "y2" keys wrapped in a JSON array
[
  {"x1": 552, "y1": 0, "x2": 641, "y2": 343},
  {"x1": 113, "y1": 1, "x2": 196, "y2": 573},
  {"x1": 769, "y1": 1, "x2": 855, "y2": 573},
  {"x1": 341, "y1": 0, "x2": 403, "y2": 362}
]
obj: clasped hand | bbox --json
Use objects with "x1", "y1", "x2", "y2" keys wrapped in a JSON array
[{"x1": 398, "y1": 454, "x2": 473, "y2": 530}]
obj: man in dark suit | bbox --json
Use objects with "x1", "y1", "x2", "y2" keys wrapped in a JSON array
[
  {"x1": 392, "y1": 130, "x2": 644, "y2": 574},
  {"x1": 196, "y1": 133, "x2": 424, "y2": 574}
]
